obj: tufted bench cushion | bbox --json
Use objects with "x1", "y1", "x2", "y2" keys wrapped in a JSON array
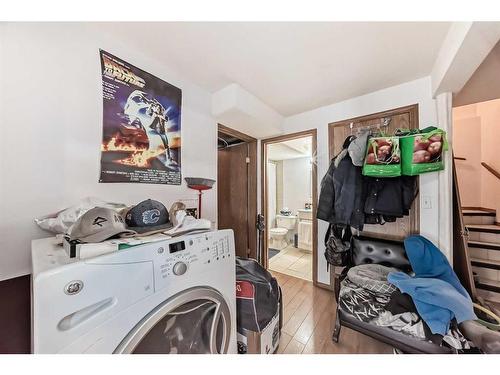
[{"x1": 351, "y1": 236, "x2": 412, "y2": 271}]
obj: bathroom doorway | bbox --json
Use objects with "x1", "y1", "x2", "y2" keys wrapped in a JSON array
[{"x1": 261, "y1": 130, "x2": 317, "y2": 283}]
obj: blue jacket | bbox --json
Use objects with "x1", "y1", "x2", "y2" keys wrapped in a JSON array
[{"x1": 388, "y1": 235, "x2": 476, "y2": 335}]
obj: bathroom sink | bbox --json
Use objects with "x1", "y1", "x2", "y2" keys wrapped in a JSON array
[
  {"x1": 297, "y1": 209, "x2": 312, "y2": 220},
  {"x1": 276, "y1": 214, "x2": 297, "y2": 219}
]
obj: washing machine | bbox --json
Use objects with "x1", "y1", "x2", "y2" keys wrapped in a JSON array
[{"x1": 31, "y1": 229, "x2": 236, "y2": 354}]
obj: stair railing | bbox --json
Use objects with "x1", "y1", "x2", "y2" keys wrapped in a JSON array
[{"x1": 481, "y1": 162, "x2": 500, "y2": 180}]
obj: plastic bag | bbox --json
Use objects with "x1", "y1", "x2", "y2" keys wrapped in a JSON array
[
  {"x1": 362, "y1": 136, "x2": 401, "y2": 177},
  {"x1": 400, "y1": 128, "x2": 447, "y2": 175},
  {"x1": 34, "y1": 197, "x2": 128, "y2": 234}
]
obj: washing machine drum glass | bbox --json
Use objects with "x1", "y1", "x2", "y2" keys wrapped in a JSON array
[{"x1": 115, "y1": 287, "x2": 231, "y2": 354}]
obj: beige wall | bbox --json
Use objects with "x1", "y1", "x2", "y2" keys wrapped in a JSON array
[
  {"x1": 453, "y1": 112, "x2": 482, "y2": 207},
  {"x1": 453, "y1": 40, "x2": 500, "y2": 107},
  {"x1": 453, "y1": 99, "x2": 500, "y2": 220},
  {"x1": 282, "y1": 157, "x2": 312, "y2": 215},
  {"x1": 275, "y1": 160, "x2": 284, "y2": 213}
]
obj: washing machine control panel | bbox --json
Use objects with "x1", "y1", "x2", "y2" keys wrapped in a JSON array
[
  {"x1": 172, "y1": 261, "x2": 187, "y2": 275},
  {"x1": 154, "y1": 230, "x2": 234, "y2": 289}
]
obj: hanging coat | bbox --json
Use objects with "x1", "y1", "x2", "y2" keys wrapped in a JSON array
[
  {"x1": 317, "y1": 135, "x2": 417, "y2": 230},
  {"x1": 317, "y1": 151, "x2": 365, "y2": 230}
]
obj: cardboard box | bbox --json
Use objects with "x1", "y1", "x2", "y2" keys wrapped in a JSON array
[{"x1": 237, "y1": 308, "x2": 280, "y2": 354}]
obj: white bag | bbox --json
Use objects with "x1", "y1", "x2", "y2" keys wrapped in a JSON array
[
  {"x1": 34, "y1": 197, "x2": 128, "y2": 234},
  {"x1": 164, "y1": 210, "x2": 211, "y2": 236}
]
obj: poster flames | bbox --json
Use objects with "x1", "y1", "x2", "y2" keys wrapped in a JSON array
[{"x1": 101, "y1": 134, "x2": 181, "y2": 168}]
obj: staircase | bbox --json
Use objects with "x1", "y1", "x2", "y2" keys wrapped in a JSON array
[{"x1": 463, "y1": 208, "x2": 500, "y2": 303}]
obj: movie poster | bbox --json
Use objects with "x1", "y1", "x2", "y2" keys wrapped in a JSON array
[{"x1": 99, "y1": 50, "x2": 182, "y2": 184}]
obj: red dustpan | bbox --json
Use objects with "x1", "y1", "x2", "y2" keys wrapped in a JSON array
[{"x1": 185, "y1": 177, "x2": 215, "y2": 218}]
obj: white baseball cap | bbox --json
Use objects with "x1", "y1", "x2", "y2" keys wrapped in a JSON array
[{"x1": 67, "y1": 207, "x2": 136, "y2": 243}]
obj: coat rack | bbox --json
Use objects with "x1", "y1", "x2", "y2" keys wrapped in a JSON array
[{"x1": 350, "y1": 117, "x2": 392, "y2": 136}]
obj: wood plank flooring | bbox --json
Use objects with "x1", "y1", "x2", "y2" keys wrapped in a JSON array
[{"x1": 272, "y1": 271, "x2": 393, "y2": 354}]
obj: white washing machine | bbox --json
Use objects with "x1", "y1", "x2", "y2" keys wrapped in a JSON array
[{"x1": 31, "y1": 229, "x2": 236, "y2": 354}]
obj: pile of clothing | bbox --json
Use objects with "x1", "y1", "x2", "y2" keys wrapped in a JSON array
[
  {"x1": 317, "y1": 133, "x2": 417, "y2": 230},
  {"x1": 339, "y1": 235, "x2": 478, "y2": 352}
]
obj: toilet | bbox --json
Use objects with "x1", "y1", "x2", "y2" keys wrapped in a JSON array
[{"x1": 269, "y1": 214, "x2": 297, "y2": 250}]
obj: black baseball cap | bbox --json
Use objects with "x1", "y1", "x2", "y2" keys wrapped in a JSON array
[{"x1": 124, "y1": 199, "x2": 173, "y2": 235}]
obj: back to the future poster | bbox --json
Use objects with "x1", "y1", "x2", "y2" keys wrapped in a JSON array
[{"x1": 99, "y1": 50, "x2": 182, "y2": 185}]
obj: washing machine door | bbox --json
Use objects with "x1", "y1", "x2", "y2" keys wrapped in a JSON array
[{"x1": 114, "y1": 287, "x2": 231, "y2": 354}]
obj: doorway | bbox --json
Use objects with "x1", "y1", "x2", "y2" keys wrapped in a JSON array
[
  {"x1": 452, "y1": 99, "x2": 500, "y2": 304},
  {"x1": 261, "y1": 130, "x2": 318, "y2": 283},
  {"x1": 217, "y1": 124, "x2": 258, "y2": 259}
]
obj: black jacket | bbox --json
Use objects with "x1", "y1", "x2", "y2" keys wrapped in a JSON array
[
  {"x1": 317, "y1": 152, "x2": 365, "y2": 230},
  {"x1": 316, "y1": 155, "x2": 337, "y2": 224},
  {"x1": 317, "y1": 139, "x2": 417, "y2": 229},
  {"x1": 363, "y1": 176, "x2": 417, "y2": 218}
]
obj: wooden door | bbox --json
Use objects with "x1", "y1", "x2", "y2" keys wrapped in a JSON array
[
  {"x1": 328, "y1": 104, "x2": 420, "y2": 240},
  {"x1": 218, "y1": 142, "x2": 256, "y2": 258}
]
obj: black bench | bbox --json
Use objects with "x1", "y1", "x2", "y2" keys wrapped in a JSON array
[{"x1": 332, "y1": 236, "x2": 454, "y2": 354}]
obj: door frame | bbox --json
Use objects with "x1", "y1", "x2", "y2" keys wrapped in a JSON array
[
  {"x1": 217, "y1": 124, "x2": 258, "y2": 259},
  {"x1": 261, "y1": 129, "x2": 318, "y2": 286}
]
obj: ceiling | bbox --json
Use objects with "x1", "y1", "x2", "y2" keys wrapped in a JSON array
[
  {"x1": 453, "y1": 40, "x2": 500, "y2": 107},
  {"x1": 95, "y1": 22, "x2": 451, "y2": 116},
  {"x1": 268, "y1": 137, "x2": 312, "y2": 161}
]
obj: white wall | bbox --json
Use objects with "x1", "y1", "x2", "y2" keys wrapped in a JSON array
[
  {"x1": 267, "y1": 162, "x2": 277, "y2": 231},
  {"x1": 282, "y1": 157, "x2": 312, "y2": 215},
  {"x1": 0, "y1": 23, "x2": 217, "y2": 281},
  {"x1": 431, "y1": 22, "x2": 500, "y2": 97},
  {"x1": 283, "y1": 77, "x2": 441, "y2": 285}
]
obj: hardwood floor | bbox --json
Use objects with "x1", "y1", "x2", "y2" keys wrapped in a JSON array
[{"x1": 271, "y1": 271, "x2": 393, "y2": 354}]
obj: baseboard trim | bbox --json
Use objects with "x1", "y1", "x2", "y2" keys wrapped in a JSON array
[
  {"x1": 314, "y1": 280, "x2": 333, "y2": 291},
  {"x1": 0, "y1": 270, "x2": 31, "y2": 284}
]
